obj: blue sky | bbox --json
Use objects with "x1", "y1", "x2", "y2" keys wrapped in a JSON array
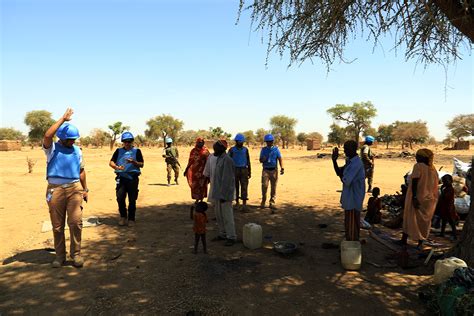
[{"x1": 1, "y1": 0, "x2": 473, "y2": 140}]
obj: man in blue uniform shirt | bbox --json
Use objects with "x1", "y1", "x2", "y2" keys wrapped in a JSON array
[
  {"x1": 43, "y1": 108, "x2": 88, "y2": 268},
  {"x1": 109, "y1": 132, "x2": 144, "y2": 227},
  {"x1": 259, "y1": 134, "x2": 284, "y2": 212}
]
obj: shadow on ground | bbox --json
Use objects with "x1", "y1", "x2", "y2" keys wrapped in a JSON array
[{"x1": 0, "y1": 202, "x2": 430, "y2": 315}]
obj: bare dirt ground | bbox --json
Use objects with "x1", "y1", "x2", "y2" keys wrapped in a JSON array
[{"x1": 0, "y1": 145, "x2": 472, "y2": 315}]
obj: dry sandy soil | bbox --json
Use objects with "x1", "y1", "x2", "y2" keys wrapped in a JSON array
[{"x1": 0, "y1": 145, "x2": 472, "y2": 315}]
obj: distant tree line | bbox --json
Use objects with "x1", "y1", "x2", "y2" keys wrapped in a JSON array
[{"x1": 2, "y1": 108, "x2": 472, "y2": 150}]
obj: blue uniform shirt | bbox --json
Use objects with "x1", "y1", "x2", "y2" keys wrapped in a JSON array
[
  {"x1": 340, "y1": 156, "x2": 366, "y2": 211},
  {"x1": 260, "y1": 146, "x2": 281, "y2": 169},
  {"x1": 229, "y1": 146, "x2": 249, "y2": 168}
]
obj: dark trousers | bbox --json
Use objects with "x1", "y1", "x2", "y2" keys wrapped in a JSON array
[
  {"x1": 344, "y1": 210, "x2": 360, "y2": 241},
  {"x1": 441, "y1": 218, "x2": 457, "y2": 237},
  {"x1": 235, "y1": 167, "x2": 249, "y2": 201},
  {"x1": 116, "y1": 176, "x2": 139, "y2": 221}
]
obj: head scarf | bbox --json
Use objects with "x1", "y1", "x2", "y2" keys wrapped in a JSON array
[
  {"x1": 416, "y1": 148, "x2": 434, "y2": 167},
  {"x1": 217, "y1": 139, "x2": 228, "y2": 149}
]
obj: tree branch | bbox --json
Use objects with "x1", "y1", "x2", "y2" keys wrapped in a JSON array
[{"x1": 433, "y1": 0, "x2": 474, "y2": 42}]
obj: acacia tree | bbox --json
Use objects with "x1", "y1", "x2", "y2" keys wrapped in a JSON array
[
  {"x1": 255, "y1": 128, "x2": 268, "y2": 145},
  {"x1": 239, "y1": 1, "x2": 473, "y2": 69},
  {"x1": 270, "y1": 115, "x2": 297, "y2": 149},
  {"x1": 209, "y1": 127, "x2": 232, "y2": 139},
  {"x1": 24, "y1": 110, "x2": 55, "y2": 145},
  {"x1": 392, "y1": 120, "x2": 430, "y2": 149},
  {"x1": 108, "y1": 122, "x2": 129, "y2": 150},
  {"x1": 296, "y1": 132, "x2": 307, "y2": 147},
  {"x1": 242, "y1": 130, "x2": 256, "y2": 145},
  {"x1": 327, "y1": 123, "x2": 346, "y2": 147},
  {"x1": 446, "y1": 113, "x2": 474, "y2": 141},
  {"x1": 377, "y1": 124, "x2": 395, "y2": 149},
  {"x1": 145, "y1": 114, "x2": 184, "y2": 146},
  {"x1": 90, "y1": 129, "x2": 111, "y2": 148},
  {"x1": 327, "y1": 102, "x2": 377, "y2": 142}
]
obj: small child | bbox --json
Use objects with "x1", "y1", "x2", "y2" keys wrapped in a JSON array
[
  {"x1": 436, "y1": 174, "x2": 458, "y2": 240},
  {"x1": 193, "y1": 201, "x2": 208, "y2": 254},
  {"x1": 365, "y1": 187, "x2": 382, "y2": 224}
]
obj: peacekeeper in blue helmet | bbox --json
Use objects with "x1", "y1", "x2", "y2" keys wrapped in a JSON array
[
  {"x1": 228, "y1": 133, "x2": 251, "y2": 211},
  {"x1": 259, "y1": 134, "x2": 284, "y2": 213},
  {"x1": 43, "y1": 108, "x2": 88, "y2": 268},
  {"x1": 162, "y1": 137, "x2": 180, "y2": 186},
  {"x1": 109, "y1": 132, "x2": 144, "y2": 227},
  {"x1": 361, "y1": 135, "x2": 375, "y2": 192}
]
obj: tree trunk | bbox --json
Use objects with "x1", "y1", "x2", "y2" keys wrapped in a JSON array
[
  {"x1": 109, "y1": 135, "x2": 116, "y2": 150},
  {"x1": 450, "y1": 156, "x2": 474, "y2": 266},
  {"x1": 386, "y1": 142, "x2": 389, "y2": 149}
]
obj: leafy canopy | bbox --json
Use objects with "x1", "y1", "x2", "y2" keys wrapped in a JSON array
[{"x1": 239, "y1": 1, "x2": 473, "y2": 68}]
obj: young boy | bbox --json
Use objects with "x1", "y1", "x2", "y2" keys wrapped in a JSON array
[
  {"x1": 228, "y1": 133, "x2": 251, "y2": 211},
  {"x1": 436, "y1": 174, "x2": 458, "y2": 240},
  {"x1": 365, "y1": 187, "x2": 382, "y2": 224},
  {"x1": 332, "y1": 140, "x2": 365, "y2": 241},
  {"x1": 192, "y1": 201, "x2": 208, "y2": 254}
]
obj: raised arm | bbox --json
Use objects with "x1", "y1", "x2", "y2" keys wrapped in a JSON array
[{"x1": 43, "y1": 108, "x2": 74, "y2": 149}]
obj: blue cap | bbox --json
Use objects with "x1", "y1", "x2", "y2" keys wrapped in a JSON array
[
  {"x1": 121, "y1": 132, "x2": 134, "y2": 142},
  {"x1": 365, "y1": 135, "x2": 375, "y2": 143},
  {"x1": 56, "y1": 123, "x2": 80, "y2": 140},
  {"x1": 234, "y1": 133, "x2": 245, "y2": 142},
  {"x1": 264, "y1": 134, "x2": 274, "y2": 142}
]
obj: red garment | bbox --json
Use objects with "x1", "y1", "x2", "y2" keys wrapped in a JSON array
[
  {"x1": 436, "y1": 185, "x2": 459, "y2": 221},
  {"x1": 185, "y1": 138, "x2": 210, "y2": 200},
  {"x1": 193, "y1": 212, "x2": 207, "y2": 234}
]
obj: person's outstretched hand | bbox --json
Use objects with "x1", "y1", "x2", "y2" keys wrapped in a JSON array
[
  {"x1": 332, "y1": 147, "x2": 339, "y2": 161},
  {"x1": 62, "y1": 108, "x2": 74, "y2": 121}
]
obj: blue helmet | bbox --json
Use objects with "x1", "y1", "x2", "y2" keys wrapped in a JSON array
[
  {"x1": 264, "y1": 134, "x2": 274, "y2": 142},
  {"x1": 121, "y1": 132, "x2": 134, "y2": 142},
  {"x1": 234, "y1": 133, "x2": 245, "y2": 142},
  {"x1": 165, "y1": 137, "x2": 173, "y2": 143},
  {"x1": 365, "y1": 135, "x2": 375, "y2": 144},
  {"x1": 56, "y1": 123, "x2": 80, "y2": 140}
]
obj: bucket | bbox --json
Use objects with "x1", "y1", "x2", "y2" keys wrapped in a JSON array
[
  {"x1": 341, "y1": 240, "x2": 362, "y2": 270},
  {"x1": 243, "y1": 223, "x2": 263, "y2": 250},
  {"x1": 434, "y1": 257, "x2": 467, "y2": 284}
]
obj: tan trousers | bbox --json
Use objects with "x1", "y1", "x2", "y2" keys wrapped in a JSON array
[
  {"x1": 166, "y1": 163, "x2": 180, "y2": 181},
  {"x1": 261, "y1": 169, "x2": 278, "y2": 204},
  {"x1": 46, "y1": 182, "x2": 83, "y2": 259}
]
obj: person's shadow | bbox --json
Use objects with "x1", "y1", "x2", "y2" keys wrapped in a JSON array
[{"x1": 3, "y1": 249, "x2": 55, "y2": 265}]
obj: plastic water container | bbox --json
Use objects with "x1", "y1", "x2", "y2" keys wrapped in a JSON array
[
  {"x1": 340, "y1": 240, "x2": 362, "y2": 270},
  {"x1": 434, "y1": 257, "x2": 467, "y2": 284},
  {"x1": 243, "y1": 223, "x2": 263, "y2": 250}
]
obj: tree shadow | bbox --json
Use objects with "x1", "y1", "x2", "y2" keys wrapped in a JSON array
[{"x1": 0, "y1": 201, "x2": 431, "y2": 314}]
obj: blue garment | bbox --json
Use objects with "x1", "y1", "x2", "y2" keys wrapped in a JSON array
[
  {"x1": 229, "y1": 146, "x2": 249, "y2": 168},
  {"x1": 260, "y1": 146, "x2": 281, "y2": 169},
  {"x1": 340, "y1": 156, "x2": 366, "y2": 211},
  {"x1": 115, "y1": 148, "x2": 141, "y2": 179},
  {"x1": 46, "y1": 142, "x2": 81, "y2": 182}
]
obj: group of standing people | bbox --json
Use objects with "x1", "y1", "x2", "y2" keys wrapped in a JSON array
[{"x1": 42, "y1": 108, "x2": 457, "y2": 268}]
